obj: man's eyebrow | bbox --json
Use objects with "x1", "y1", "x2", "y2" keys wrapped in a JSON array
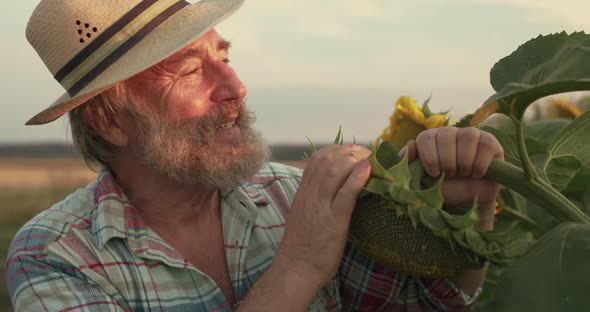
[
  {"x1": 217, "y1": 39, "x2": 231, "y2": 51},
  {"x1": 168, "y1": 39, "x2": 232, "y2": 63}
]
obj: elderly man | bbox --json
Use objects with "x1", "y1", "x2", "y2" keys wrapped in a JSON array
[{"x1": 7, "y1": 0, "x2": 502, "y2": 311}]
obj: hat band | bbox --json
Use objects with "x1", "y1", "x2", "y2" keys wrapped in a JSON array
[{"x1": 54, "y1": 0, "x2": 190, "y2": 97}]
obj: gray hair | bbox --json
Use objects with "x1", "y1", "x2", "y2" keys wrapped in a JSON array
[{"x1": 68, "y1": 82, "x2": 143, "y2": 170}]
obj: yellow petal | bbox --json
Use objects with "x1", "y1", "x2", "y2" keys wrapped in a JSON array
[
  {"x1": 379, "y1": 106, "x2": 402, "y2": 142},
  {"x1": 424, "y1": 114, "x2": 448, "y2": 129},
  {"x1": 554, "y1": 97, "x2": 582, "y2": 119},
  {"x1": 396, "y1": 96, "x2": 425, "y2": 125}
]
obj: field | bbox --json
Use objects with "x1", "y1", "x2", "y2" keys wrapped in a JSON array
[
  {"x1": 0, "y1": 157, "x2": 306, "y2": 311},
  {"x1": 0, "y1": 158, "x2": 96, "y2": 311}
]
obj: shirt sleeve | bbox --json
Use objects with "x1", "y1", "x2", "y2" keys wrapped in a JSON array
[
  {"x1": 6, "y1": 246, "x2": 126, "y2": 312},
  {"x1": 338, "y1": 240, "x2": 481, "y2": 311}
]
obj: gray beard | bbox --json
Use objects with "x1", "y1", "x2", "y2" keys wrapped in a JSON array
[{"x1": 135, "y1": 107, "x2": 270, "y2": 191}]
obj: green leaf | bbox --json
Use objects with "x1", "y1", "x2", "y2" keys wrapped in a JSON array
[
  {"x1": 481, "y1": 126, "x2": 521, "y2": 167},
  {"x1": 375, "y1": 141, "x2": 401, "y2": 170},
  {"x1": 491, "y1": 32, "x2": 590, "y2": 92},
  {"x1": 544, "y1": 109, "x2": 590, "y2": 190},
  {"x1": 563, "y1": 165, "x2": 590, "y2": 193},
  {"x1": 459, "y1": 32, "x2": 590, "y2": 125},
  {"x1": 525, "y1": 119, "x2": 569, "y2": 149},
  {"x1": 491, "y1": 223, "x2": 590, "y2": 311}
]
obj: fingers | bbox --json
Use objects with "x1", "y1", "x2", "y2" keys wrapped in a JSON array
[
  {"x1": 416, "y1": 130, "x2": 440, "y2": 177},
  {"x1": 303, "y1": 144, "x2": 371, "y2": 199},
  {"x1": 436, "y1": 127, "x2": 458, "y2": 177},
  {"x1": 415, "y1": 127, "x2": 504, "y2": 179},
  {"x1": 457, "y1": 127, "x2": 480, "y2": 177},
  {"x1": 472, "y1": 131, "x2": 504, "y2": 178},
  {"x1": 332, "y1": 159, "x2": 372, "y2": 216}
]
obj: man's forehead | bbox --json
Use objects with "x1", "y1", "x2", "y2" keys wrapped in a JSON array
[{"x1": 164, "y1": 30, "x2": 231, "y2": 63}]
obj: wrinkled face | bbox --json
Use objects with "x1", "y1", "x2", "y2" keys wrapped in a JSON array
[{"x1": 124, "y1": 29, "x2": 270, "y2": 190}]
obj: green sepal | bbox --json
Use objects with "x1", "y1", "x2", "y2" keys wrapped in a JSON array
[
  {"x1": 388, "y1": 182, "x2": 402, "y2": 200},
  {"x1": 440, "y1": 204, "x2": 480, "y2": 230},
  {"x1": 387, "y1": 151, "x2": 412, "y2": 189},
  {"x1": 464, "y1": 231, "x2": 501, "y2": 256},
  {"x1": 368, "y1": 148, "x2": 395, "y2": 182},
  {"x1": 364, "y1": 178, "x2": 391, "y2": 196},
  {"x1": 408, "y1": 160, "x2": 425, "y2": 190},
  {"x1": 452, "y1": 230, "x2": 471, "y2": 249},
  {"x1": 422, "y1": 96, "x2": 433, "y2": 117},
  {"x1": 397, "y1": 188, "x2": 419, "y2": 204},
  {"x1": 333, "y1": 126, "x2": 344, "y2": 144},
  {"x1": 375, "y1": 140, "x2": 401, "y2": 170},
  {"x1": 414, "y1": 174, "x2": 444, "y2": 209},
  {"x1": 418, "y1": 206, "x2": 448, "y2": 232},
  {"x1": 407, "y1": 205, "x2": 422, "y2": 228},
  {"x1": 480, "y1": 221, "x2": 520, "y2": 244}
]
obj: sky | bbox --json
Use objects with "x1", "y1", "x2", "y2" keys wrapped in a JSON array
[{"x1": 1, "y1": 0, "x2": 589, "y2": 144}]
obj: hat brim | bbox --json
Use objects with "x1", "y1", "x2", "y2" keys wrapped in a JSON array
[{"x1": 26, "y1": 0, "x2": 244, "y2": 125}]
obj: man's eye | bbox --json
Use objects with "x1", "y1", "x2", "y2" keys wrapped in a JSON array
[
  {"x1": 184, "y1": 68, "x2": 202, "y2": 76},
  {"x1": 223, "y1": 58, "x2": 231, "y2": 64}
]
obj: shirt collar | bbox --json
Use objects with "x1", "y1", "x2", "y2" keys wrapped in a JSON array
[{"x1": 92, "y1": 169, "x2": 269, "y2": 251}]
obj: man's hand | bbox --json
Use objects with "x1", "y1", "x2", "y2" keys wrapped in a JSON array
[
  {"x1": 275, "y1": 144, "x2": 372, "y2": 291},
  {"x1": 403, "y1": 126, "x2": 504, "y2": 295},
  {"x1": 403, "y1": 127, "x2": 503, "y2": 231}
]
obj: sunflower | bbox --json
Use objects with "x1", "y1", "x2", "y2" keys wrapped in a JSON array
[
  {"x1": 379, "y1": 96, "x2": 452, "y2": 150},
  {"x1": 544, "y1": 96, "x2": 583, "y2": 120}
]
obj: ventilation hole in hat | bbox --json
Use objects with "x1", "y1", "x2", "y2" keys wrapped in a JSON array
[
  {"x1": 78, "y1": 29, "x2": 83, "y2": 35},
  {"x1": 84, "y1": 23, "x2": 90, "y2": 28},
  {"x1": 79, "y1": 38, "x2": 85, "y2": 43},
  {"x1": 86, "y1": 33, "x2": 92, "y2": 38},
  {"x1": 76, "y1": 20, "x2": 81, "y2": 25},
  {"x1": 93, "y1": 27, "x2": 98, "y2": 32}
]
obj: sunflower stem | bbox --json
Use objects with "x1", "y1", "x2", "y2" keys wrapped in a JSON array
[
  {"x1": 486, "y1": 159, "x2": 590, "y2": 224},
  {"x1": 511, "y1": 116, "x2": 537, "y2": 182}
]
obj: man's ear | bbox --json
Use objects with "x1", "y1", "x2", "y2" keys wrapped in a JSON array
[
  {"x1": 88, "y1": 116, "x2": 129, "y2": 147},
  {"x1": 101, "y1": 125, "x2": 129, "y2": 147}
]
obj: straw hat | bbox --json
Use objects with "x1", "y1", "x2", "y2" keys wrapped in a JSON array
[{"x1": 25, "y1": 0, "x2": 244, "y2": 125}]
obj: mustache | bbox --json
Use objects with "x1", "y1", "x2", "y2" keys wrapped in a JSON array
[
  {"x1": 208, "y1": 99, "x2": 245, "y2": 125},
  {"x1": 134, "y1": 99, "x2": 252, "y2": 147}
]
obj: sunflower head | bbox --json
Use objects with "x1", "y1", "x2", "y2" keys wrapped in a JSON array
[
  {"x1": 544, "y1": 96, "x2": 583, "y2": 120},
  {"x1": 379, "y1": 96, "x2": 452, "y2": 150}
]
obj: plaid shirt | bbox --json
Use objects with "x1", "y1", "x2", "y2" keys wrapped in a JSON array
[{"x1": 6, "y1": 162, "x2": 478, "y2": 311}]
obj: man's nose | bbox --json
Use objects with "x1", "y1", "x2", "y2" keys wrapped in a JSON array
[{"x1": 211, "y1": 63, "x2": 247, "y2": 103}]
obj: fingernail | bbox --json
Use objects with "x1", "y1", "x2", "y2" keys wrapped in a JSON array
[{"x1": 399, "y1": 146, "x2": 407, "y2": 157}]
